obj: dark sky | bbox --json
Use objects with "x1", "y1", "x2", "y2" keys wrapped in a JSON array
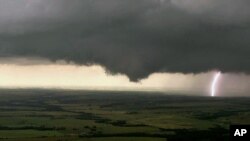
[{"x1": 0, "y1": 0, "x2": 249, "y2": 81}]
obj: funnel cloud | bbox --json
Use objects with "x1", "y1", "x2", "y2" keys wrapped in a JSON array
[{"x1": 0, "y1": 0, "x2": 249, "y2": 81}]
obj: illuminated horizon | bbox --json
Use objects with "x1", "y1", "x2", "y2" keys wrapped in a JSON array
[{"x1": 0, "y1": 62, "x2": 248, "y2": 96}]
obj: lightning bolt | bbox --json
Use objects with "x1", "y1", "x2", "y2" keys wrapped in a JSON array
[{"x1": 211, "y1": 72, "x2": 221, "y2": 97}]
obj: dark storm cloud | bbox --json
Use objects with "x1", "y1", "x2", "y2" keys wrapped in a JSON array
[{"x1": 0, "y1": 0, "x2": 250, "y2": 81}]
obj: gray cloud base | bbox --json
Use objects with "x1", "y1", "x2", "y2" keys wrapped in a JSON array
[{"x1": 0, "y1": 0, "x2": 250, "y2": 81}]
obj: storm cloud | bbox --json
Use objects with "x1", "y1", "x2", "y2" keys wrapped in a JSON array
[{"x1": 0, "y1": 0, "x2": 249, "y2": 81}]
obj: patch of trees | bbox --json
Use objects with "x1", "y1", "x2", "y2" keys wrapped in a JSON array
[{"x1": 0, "y1": 125, "x2": 65, "y2": 131}]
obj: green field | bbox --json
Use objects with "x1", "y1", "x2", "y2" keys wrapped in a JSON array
[{"x1": 0, "y1": 89, "x2": 249, "y2": 141}]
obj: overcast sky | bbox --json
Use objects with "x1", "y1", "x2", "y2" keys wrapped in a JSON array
[{"x1": 0, "y1": 0, "x2": 249, "y2": 96}]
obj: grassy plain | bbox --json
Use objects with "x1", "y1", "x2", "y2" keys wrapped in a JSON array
[{"x1": 0, "y1": 89, "x2": 249, "y2": 141}]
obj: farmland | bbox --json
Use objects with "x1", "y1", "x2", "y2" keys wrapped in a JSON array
[{"x1": 0, "y1": 89, "x2": 249, "y2": 141}]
